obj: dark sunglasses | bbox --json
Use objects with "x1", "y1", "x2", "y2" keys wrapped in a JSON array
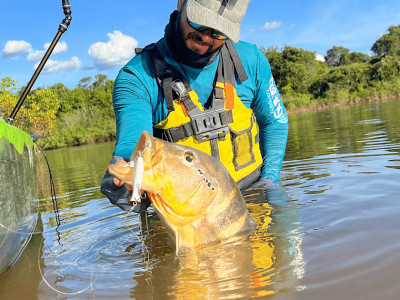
[{"x1": 187, "y1": 18, "x2": 229, "y2": 40}]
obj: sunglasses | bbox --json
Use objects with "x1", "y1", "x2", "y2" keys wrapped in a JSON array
[{"x1": 187, "y1": 18, "x2": 229, "y2": 40}]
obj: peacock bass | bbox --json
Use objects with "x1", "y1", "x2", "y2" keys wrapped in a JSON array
[{"x1": 108, "y1": 131, "x2": 255, "y2": 252}]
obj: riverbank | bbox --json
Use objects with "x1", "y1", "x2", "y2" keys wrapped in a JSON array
[
  {"x1": 286, "y1": 92, "x2": 400, "y2": 115},
  {"x1": 41, "y1": 93, "x2": 400, "y2": 150}
]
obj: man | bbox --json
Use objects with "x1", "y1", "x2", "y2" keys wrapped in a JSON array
[{"x1": 101, "y1": 0, "x2": 289, "y2": 212}]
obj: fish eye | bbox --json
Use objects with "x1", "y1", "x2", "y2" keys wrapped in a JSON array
[{"x1": 185, "y1": 151, "x2": 195, "y2": 163}]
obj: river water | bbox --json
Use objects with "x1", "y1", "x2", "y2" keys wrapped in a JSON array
[{"x1": 1, "y1": 99, "x2": 399, "y2": 299}]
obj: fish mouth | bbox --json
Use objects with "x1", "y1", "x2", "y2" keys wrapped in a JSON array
[
  {"x1": 131, "y1": 131, "x2": 161, "y2": 188},
  {"x1": 131, "y1": 131, "x2": 154, "y2": 161}
]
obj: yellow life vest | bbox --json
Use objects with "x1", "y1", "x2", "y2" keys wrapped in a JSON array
[
  {"x1": 145, "y1": 41, "x2": 263, "y2": 188},
  {"x1": 153, "y1": 82, "x2": 263, "y2": 188}
]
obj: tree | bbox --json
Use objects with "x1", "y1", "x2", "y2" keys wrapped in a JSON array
[
  {"x1": 49, "y1": 82, "x2": 70, "y2": 114},
  {"x1": 371, "y1": 25, "x2": 400, "y2": 58},
  {"x1": 317, "y1": 63, "x2": 371, "y2": 99},
  {"x1": 78, "y1": 76, "x2": 93, "y2": 89},
  {"x1": 0, "y1": 77, "x2": 60, "y2": 137},
  {"x1": 0, "y1": 77, "x2": 18, "y2": 119},
  {"x1": 340, "y1": 52, "x2": 371, "y2": 65},
  {"x1": 325, "y1": 46, "x2": 350, "y2": 66},
  {"x1": 370, "y1": 56, "x2": 400, "y2": 81},
  {"x1": 263, "y1": 46, "x2": 327, "y2": 96}
]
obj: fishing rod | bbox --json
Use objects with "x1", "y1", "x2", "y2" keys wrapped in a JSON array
[{"x1": 7, "y1": 0, "x2": 72, "y2": 125}]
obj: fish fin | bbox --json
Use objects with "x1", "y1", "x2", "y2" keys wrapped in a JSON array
[
  {"x1": 193, "y1": 219, "x2": 225, "y2": 247},
  {"x1": 108, "y1": 164, "x2": 133, "y2": 184}
]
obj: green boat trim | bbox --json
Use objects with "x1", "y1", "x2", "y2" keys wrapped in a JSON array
[{"x1": 0, "y1": 118, "x2": 34, "y2": 155}]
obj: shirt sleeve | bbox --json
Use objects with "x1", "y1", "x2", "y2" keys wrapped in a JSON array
[
  {"x1": 112, "y1": 65, "x2": 154, "y2": 159},
  {"x1": 251, "y1": 48, "x2": 289, "y2": 182}
]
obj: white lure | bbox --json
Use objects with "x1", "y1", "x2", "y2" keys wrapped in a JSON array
[{"x1": 130, "y1": 154, "x2": 144, "y2": 204}]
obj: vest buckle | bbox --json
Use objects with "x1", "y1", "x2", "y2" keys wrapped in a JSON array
[{"x1": 190, "y1": 109, "x2": 230, "y2": 142}]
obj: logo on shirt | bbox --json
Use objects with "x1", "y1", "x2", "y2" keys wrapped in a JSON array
[{"x1": 268, "y1": 78, "x2": 283, "y2": 119}]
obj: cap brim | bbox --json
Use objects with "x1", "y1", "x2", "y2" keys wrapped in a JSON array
[{"x1": 186, "y1": 0, "x2": 241, "y2": 43}]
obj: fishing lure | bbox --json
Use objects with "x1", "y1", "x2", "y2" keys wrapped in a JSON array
[{"x1": 130, "y1": 152, "x2": 144, "y2": 205}]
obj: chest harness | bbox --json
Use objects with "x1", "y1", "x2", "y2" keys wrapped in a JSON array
[{"x1": 137, "y1": 41, "x2": 263, "y2": 188}]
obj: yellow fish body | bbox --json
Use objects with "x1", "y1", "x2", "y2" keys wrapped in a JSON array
[{"x1": 108, "y1": 131, "x2": 255, "y2": 251}]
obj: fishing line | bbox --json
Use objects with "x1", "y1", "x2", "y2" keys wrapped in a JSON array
[
  {"x1": 35, "y1": 142, "x2": 62, "y2": 241},
  {"x1": 0, "y1": 223, "x2": 98, "y2": 294},
  {"x1": 37, "y1": 235, "x2": 98, "y2": 296},
  {"x1": 123, "y1": 210, "x2": 151, "y2": 267},
  {"x1": 123, "y1": 148, "x2": 151, "y2": 265},
  {"x1": 133, "y1": 211, "x2": 154, "y2": 290}
]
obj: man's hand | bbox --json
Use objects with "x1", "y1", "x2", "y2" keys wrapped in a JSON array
[
  {"x1": 112, "y1": 156, "x2": 133, "y2": 190},
  {"x1": 101, "y1": 156, "x2": 133, "y2": 211},
  {"x1": 101, "y1": 156, "x2": 150, "y2": 213},
  {"x1": 248, "y1": 177, "x2": 278, "y2": 190}
]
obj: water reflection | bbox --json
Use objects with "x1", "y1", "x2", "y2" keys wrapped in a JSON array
[
  {"x1": 12, "y1": 186, "x2": 303, "y2": 299},
  {"x1": 0, "y1": 215, "x2": 43, "y2": 299},
  {"x1": 129, "y1": 187, "x2": 303, "y2": 299},
  {"x1": 1, "y1": 99, "x2": 399, "y2": 299},
  {"x1": 286, "y1": 99, "x2": 400, "y2": 161}
]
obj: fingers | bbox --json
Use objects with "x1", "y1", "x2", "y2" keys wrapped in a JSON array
[
  {"x1": 124, "y1": 183, "x2": 133, "y2": 191},
  {"x1": 113, "y1": 176, "x2": 124, "y2": 187},
  {"x1": 112, "y1": 156, "x2": 129, "y2": 187}
]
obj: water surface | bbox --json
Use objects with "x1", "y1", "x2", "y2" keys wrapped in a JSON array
[{"x1": 0, "y1": 99, "x2": 399, "y2": 299}]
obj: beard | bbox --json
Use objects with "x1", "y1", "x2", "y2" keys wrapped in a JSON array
[
  {"x1": 185, "y1": 32, "x2": 214, "y2": 54},
  {"x1": 164, "y1": 9, "x2": 221, "y2": 67}
]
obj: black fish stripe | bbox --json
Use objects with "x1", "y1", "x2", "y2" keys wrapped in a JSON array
[{"x1": 215, "y1": 188, "x2": 247, "y2": 232}]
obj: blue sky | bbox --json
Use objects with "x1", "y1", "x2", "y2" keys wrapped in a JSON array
[{"x1": 1, "y1": 0, "x2": 399, "y2": 89}]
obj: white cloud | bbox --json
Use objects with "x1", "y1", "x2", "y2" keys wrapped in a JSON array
[
  {"x1": 88, "y1": 30, "x2": 138, "y2": 70},
  {"x1": 262, "y1": 21, "x2": 283, "y2": 31},
  {"x1": 2, "y1": 40, "x2": 32, "y2": 59},
  {"x1": 315, "y1": 54, "x2": 325, "y2": 62},
  {"x1": 27, "y1": 41, "x2": 68, "y2": 62},
  {"x1": 34, "y1": 56, "x2": 81, "y2": 74}
]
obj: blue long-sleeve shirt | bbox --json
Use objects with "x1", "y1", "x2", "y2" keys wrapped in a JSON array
[{"x1": 112, "y1": 37, "x2": 288, "y2": 182}]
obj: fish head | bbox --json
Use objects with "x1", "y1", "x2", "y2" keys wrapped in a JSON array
[{"x1": 108, "y1": 131, "x2": 222, "y2": 224}]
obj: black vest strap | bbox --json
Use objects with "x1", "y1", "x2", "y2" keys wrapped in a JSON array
[
  {"x1": 225, "y1": 41, "x2": 248, "y2": 83},
  {"x1": 162, "y1": 77, "x2": 174, "y2": 112},
  {"x1": 141, "y1": 44, "x2": 192, "y2": 112},
  {"x1": 219, "y1": 44, "x2": 235, "y2": 86}
]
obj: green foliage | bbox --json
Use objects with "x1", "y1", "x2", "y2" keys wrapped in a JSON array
[
  {"x1": 0, "y1": 77, "x2": 60, "y2": 137},
  {"x1": 41, "y1": 107, "x2": 116, "y2": 149},
  {"x1": 263, "y1": 45, "x2": 328, "y2": 97},
  {"x1": 340, "y1": 52, "x2": 371, "y2": 65},
  {"x1": 325, "y1": 46, "x2": 371, "y2": 66},
  {"x1": 322, "y1": 63, "x2": 371, "y2": 97},
  {"x1": 40, "y1": 74, "x2": 116, "y2": 149},
  {"x1": 325, "y1": 46, "x2": 350, "y2": 66},
  {"x1": 371, "y1": 25, "x2": 400, "y2": 58},
  {"x1": 262, "y1": 24, "x2": 400, "y2": 110},
  {"x1": 281, "y1": 93, "x2": 313, "y2": 110},
  {"x1": 370, "y1": 56, "x2": 400, "y2": 81},
  {"x1": 0, "y1": 77, "x2": 18, "y2": 117},
  {"x1": 0, "y1": 74, "x2": 115, "y2": 149}
]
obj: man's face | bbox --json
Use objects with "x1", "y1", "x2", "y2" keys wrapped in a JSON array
[{"x1": 179, "y1": 16, "x2": 226, "y2": 55}]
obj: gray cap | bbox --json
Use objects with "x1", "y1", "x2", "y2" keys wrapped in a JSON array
[{"x1": 185, "y1": 0, "x2": 250, "y2": 43}]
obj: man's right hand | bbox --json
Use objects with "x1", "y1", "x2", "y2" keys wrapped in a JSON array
[
  {"x1": 112, "y1": 156, "x2": 133, "y2": 190},
  {"x1": 101, "y1": 156, "x2": 151, "y2": 213},
  {"x1": 101, "y1": 156, "x2": 134, "y2": 211}
]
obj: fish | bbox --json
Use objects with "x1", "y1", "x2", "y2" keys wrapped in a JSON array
[{"x1": 108, "y1": 131, "x2": 256, "y2": 252}]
